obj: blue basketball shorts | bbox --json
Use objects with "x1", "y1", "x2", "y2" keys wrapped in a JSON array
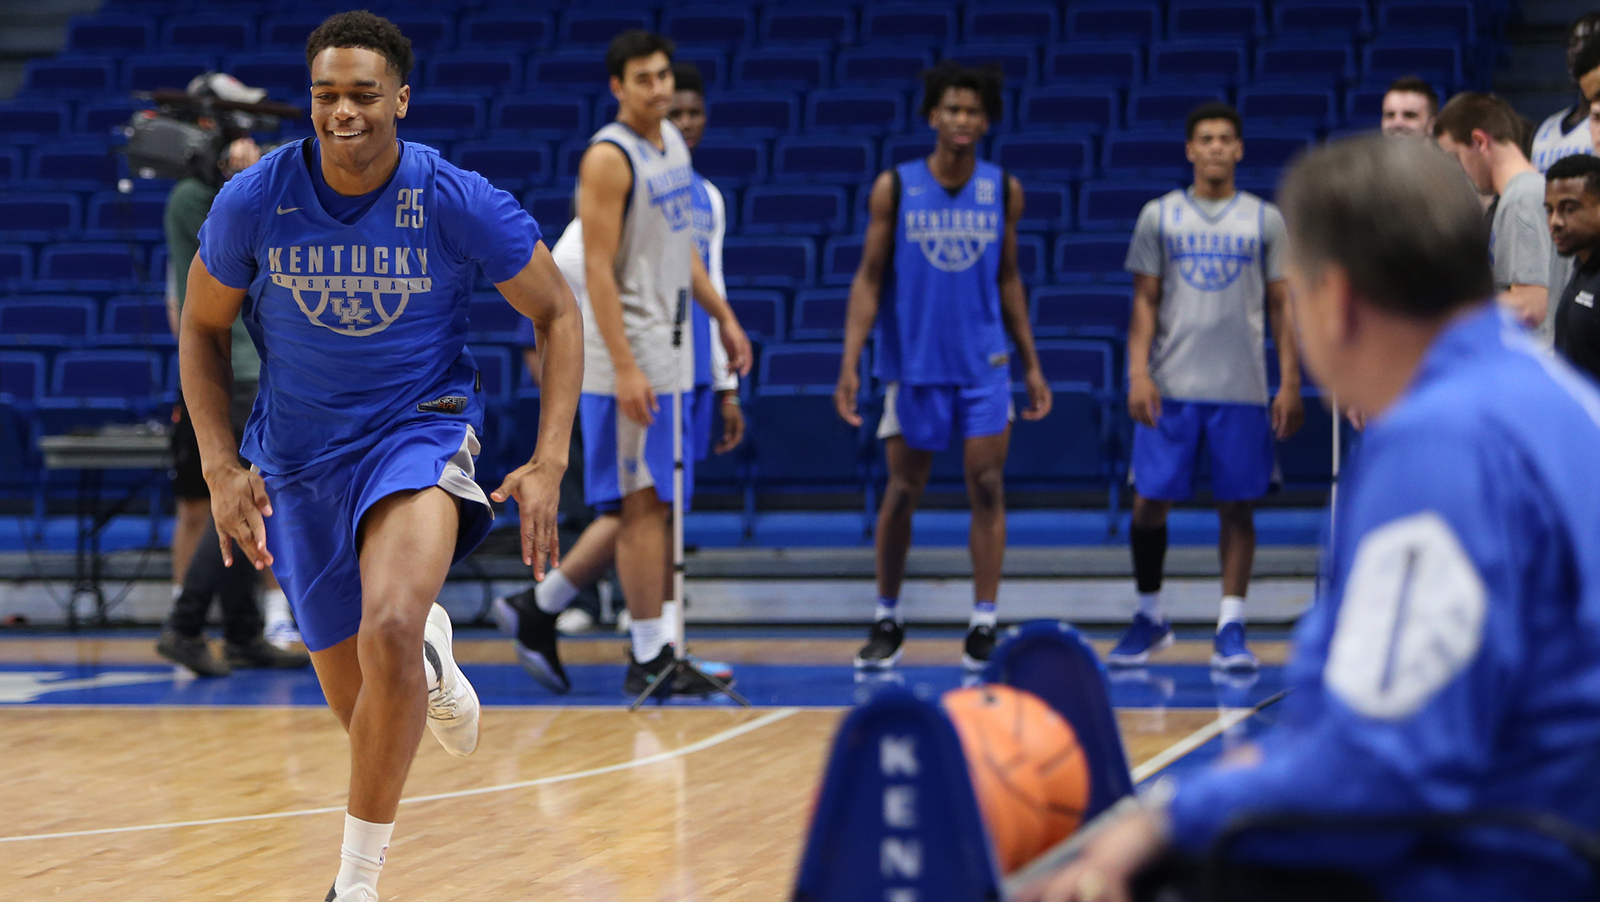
[
  {"x1": 580, "y1": 392, "x2": 695, "y2": 514},
  {"x1": 876, "y1": 380, "x2": 1014, "y2": 452},
  {"x1": 259, "y1": 421, "x2": 494, "y2": 653},
  {"x1": 690, "y1": 384, "x2": 715, "y2": 464},
  {"x1": 1131, "y1": 400, "x2": 1276, "y2": 502}
]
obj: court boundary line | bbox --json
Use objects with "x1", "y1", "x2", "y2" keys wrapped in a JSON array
[
  {"x1": 0, "y1": 707, "x2": 798, "y2": 844},
  {"x1": 1130, "y1": 707, "x2": 1256, "y2": 783}
]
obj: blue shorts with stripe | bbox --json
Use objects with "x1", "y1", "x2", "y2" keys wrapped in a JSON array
[
  {"x1": 580, "y1": 392, "x2": 695, "y2": 514},
  {"x1": 876, "y1": 380, "x2": 1013, "y2": 452},
  {"x1": 1132, "y1": 400, "x2": 1275, "y2": 502}
]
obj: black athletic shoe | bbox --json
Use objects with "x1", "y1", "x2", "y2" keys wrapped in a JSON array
[
  {"x1": 491, "y1": 591, "x2": 570, "y2": 694},
  {"x1": 854, "y1": 619, "x2": 905, "y2": 670},
  {"x1": 224, "y1": 636, "x2": 311, "y2": 670},
  {"x1": 672, "y1": 658, "x2": 736, "y2": 698},
  {"x1": 962, "y1": 624, "x2": 997, "y2": 673},
  {"x1": 624, "y1": 646, "x2": 676, "y2": 700},
  {"x1": 156, "y1": 629, "x2": 230, "y2": 677}
]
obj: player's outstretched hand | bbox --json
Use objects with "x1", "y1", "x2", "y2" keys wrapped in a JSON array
[
  {"x1": 1128, "y1": 374, "x2": 1162, "y2": 428},
  {"x1": 715, "y1": 393, "x2": 745, "y2": 454},
  {"x1": 1022, "y1": 366, "x2": 1053, "y2": 421},
  {"x1": 491, "y1": 461, "x2": 563, "y2": 580},
  {"x1": 718, "y1": 315, "x2": 753, "y2": 376},
  {"x1": 207, "y1": 464, "x2": 273, "y2": 570},
  {"x1": 1272, "y1": 386, "x2": 1304, "y2": 440},
  {"x1": 834, "y1": 368, "x2": 862, "y2": 427},
  {"x1": 616, "y1": 364, "x2": 657, "y2": 427},
  {"x1": 1017, "y1": 807, "x2": 1169, "y2": 902}
]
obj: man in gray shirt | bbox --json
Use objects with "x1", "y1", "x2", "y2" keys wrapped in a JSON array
[{"x1": 1435, "y1": 92, "x2": 1556, "y2": 337}]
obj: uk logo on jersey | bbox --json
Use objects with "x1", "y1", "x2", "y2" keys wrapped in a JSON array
[
  {"x1": 1167, "y1": 232, "x2": 1258, "y2": 291},
  {"x1": 904, "y1": 209, "x2": 1001, "y2": 273},
  {"x1": 266, "y1": 243, "x2": 432, "y2": 336},
  {"x1": 646, "y1": 165, "x2": 697, "y2": 232}
]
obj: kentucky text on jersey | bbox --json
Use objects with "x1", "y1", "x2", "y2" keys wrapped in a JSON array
[
  {"x1": 264, "y1": 244, "x2": 428, "y2": 275},
  {"x1": 645, "y1": 164, "x2": 695, "y2": 229}
]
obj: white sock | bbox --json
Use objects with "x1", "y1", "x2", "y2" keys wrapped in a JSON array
[
  {"x1": 263, "y1": 588, "x2": 291, "y2": 626},
  {"x1": 171, "y1": 584, "x2": 182, "y2": 600},
  {"x1": 1218, "y1": 595, "x2": 1246, "y2": 630},
  {"x1": 874, "y1": 596, "x2": 900, "y2": 624},
  {"x1": 534, "y1": 570, "x2": 579, "y2": 614},
  {"x1": 1137, "y1": 592, "x2": 1163, "y2": 620},
  {"x1": 661, "y1": 599, "x2": 683, "y2": 648},
  {"x1": 630, "y1": 616, "x2": 670, "y2": 663},
  {"x1": 969, "y1": 600, "x2": 997, "y2": 629},
  {"x1": 335, "y1": 813, "x2": 393, "y2": 898}
]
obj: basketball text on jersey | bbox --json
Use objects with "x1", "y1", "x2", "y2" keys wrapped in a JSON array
[
  {"x1": 265, "y1": 244, "x2": 433, "y2": 336},
  {"x1": 643, "y1": 160, "x2": 696, "y2": 231},
  {"x1": 903, "y1": 207, "x2": 1001, "y2": 272},
  {"x1": 1166, "y1": 230, "x2": 1260, "y2": 292}
]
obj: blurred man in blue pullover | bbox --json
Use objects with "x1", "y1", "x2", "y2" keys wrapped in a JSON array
[{"x1": 1028, "y1": 134, "x2": 1600, "y2": 902}]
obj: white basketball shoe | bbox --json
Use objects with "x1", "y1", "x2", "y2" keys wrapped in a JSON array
[{"x1": 423, "y1": 603, "x2": 480, "y2": 757}]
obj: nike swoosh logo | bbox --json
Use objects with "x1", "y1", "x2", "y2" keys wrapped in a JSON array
[
  {"x1": 276, "y1": 205, "x2": 302, "y2": 215},
  {"x1": 907, "y1": 186, "x2": 925, "y2": 195}
]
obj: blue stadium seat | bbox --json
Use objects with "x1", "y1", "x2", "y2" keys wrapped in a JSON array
[
  {"x1": 29, "y1": 141, "x2": 122, "y2": 190},
  {"x1": 555, "y1": 138, "x2": 588, "y2": 182},
  {"x1": 1044, "y1": 43, "x2": 1142, "y2": 86},
  {"x1": 1378, "y1": 0, "x2": 1475, "y2": 39},
  {"x1": 791, "y1": 287, "x2": 849, "y2": 340},
  {"x1": 591, "y1": 94, "x2": 620, "y2": 130},
  {"x1": 663, "y1": 7, "x2": 755, "y2": 47},
  {"x1": 772, "y1": 136, "x2": 875, "y2": 183},
  {"x1": 0, "y1": 102, "x2": 70, "y2": 142},
  {"x1": 0, "y1": 148, "x2": 20, "y2": 182},
  {"x1": 1031, "y1": 285, "x2": 1131, "y2": 339},
  {"x1": 965, "y1": 5, "x2": 1059, "y2": 44},
  {"x1": 522, "y1": 188, "x2": 573, "y2": 239},
  {"x1": 100, "y1": 294, "x2": 172, "y2": 348},
  {"x1": 1166, "y1": 0, "x2": 1266, "y2": 40},
  {"x1": 383, "y1": 12, "x2": 454, "y2": 52},
  {"x1": 561, "y1": 10, "x2": 655, "y2": 47},
  {"x1": 1363, "y1": 38, "x2": 1462, "y2": 84},
  {"x1": 51, "y1": 349, "x2": 160, "y2": 397},
  {"x1": 734, "y1": 49, "x2": 831, "y2": 90},
  {"x1": 722, "y1": 237, "x2": 815, "y2": 287},
  {"x1": 458, "y1": 11, "x2": 553, "y2": 50},
  {"x1": 528, "y1": 51, "x2": 609, "y2": 94},
  {"x1": 992, "y1": 133, "x2": 1094, "y2": 181},
  {"x1": 1018, "y1": 182, "x2": 1072, "y2": 231},
  {"x1": 0, "y1": 350, "x2": 47, "y2": 400},
  {"x1": 400, "y1": 95, "x2": 484, "y2": 142},
  {"x1": 1127, "y1": 86, "x2": 1229, "y2": 127},
  {"x1": 466, "y1": 292, "x2": 525, "y2": 343},
  {"x1": 1235, "y1": 175, "x2": 1279, "y2": 203},
  {"x1": 943, "y1": 45, "x2": 1037, "y2": 86},
  {"x1": 1078, "y1": 179, "x2": 1171, "y2": 231},
  {"x1": 1237, "y1": 84, "x2": 1340, "y2": 129},
  {"x1": 427, "y1": 53, "x2": 522, "y2": 93},
  {"x1": 492, "y1": 96, "x2": 587, "y2": 139},
  {"x1": 0, "y1": 193, "x2": 81, "y2": 242},
  {"x1": 467, "y1": 344, "x2": 514, "y2": 406},
  {"x1": 0, "y1": 245, "x2": 33, "y2": 286},
  {"x1": 22, "y1": 59, "x2": 116, "y2": 96},
  {"x1": 0, "y1": 297, "x2": 97, "y2": 347},
  {"x1": 1256, "y1": 40, "x2": 1356, "y2": 82},
  {"x1": 744, "y1": 185, "x2": 849, "y2": 235},
  {"x1": 752, "y1": 343, "x2": 864, "y2": 493},
  {"x1": 707, "y1": 91, "x2": 800, "y2": 137},
  {"x1": 75, "y1": 98, "x2": 143, "y2": 135},
  {"x1": 84, "y1": 191, "x2": 165, "y2": 241},
  {"x1": 452, "y1": 139, "x2": 551, "y2": 192},
  {"x1": 675, "y1": 47, "x2": 728, "y2": 89},
  {"x1": 1005, "y1": 340, "x2": 1117, "y2": 489},
  {"x1": 1015, "y1": 233, "x2": 1047, "y2": 283},
  {"x1": 727, "y1": 289, "x2": 786, "y2": 343},
  {"x1": 225, "y1": 52, "x2": 307, "y2": 99},
  {"x1": 37, "y1": 243, "x2": 144, "y2": 292},
  {"x1": 821, "y1": 236, "x2": 862, "y2": 287},
  {"x1": 1055, "y1": 233, "x2": 1134, "y2": 282},
  {"x1": 862, "y1": 5, "x2": 956, "y2": 46},
  {"x1": 692, "y1": 138, "x2": 768, "y2": 187},
  {"x1": 807, "y1": 89, "x2": 906, "y2": 135},
  {"x1": 124, "y1": 54, "x2": 217, "y2": 93},
  {"x1": 1148, "y1": 40, "x2": 1249, "y2": 83},
  {"x1": 1272, "y1": 0, "x2": 1371, "y2": 38},
  {"x1": 759, "y1": 8, "x2": 855, "y2": 47},
  {"x1": 1239, "y1": 129, "x2": 1314, "y2": 173},
  {"x1": 161, "y1": 15, "x2": 254, "y2": 53},
  {"x1": 1064, "y1": 2, "x2": 1161, "y2": 42},
  {"x1": 882, "y1": 134, "x2": 935, "y2": 169},
  {"x1": 1102, "y1": 130, "x2": 1189, "y2": 178},
  {"x1": 836, "y1": 49, "x2": 934, "y2": 87},
  {"x1": 1345, "y1": 82, "x2": 1413, "y2": 125},
  {"x1": 65, "y1": 14, "x2": 155, "y2": 56},
  {"x1": 1019, "y1": 87, "x2": 1119, "y2": 133},
  {"x1": 260, "y1": 13, "x2": 328, "y2": 49}
]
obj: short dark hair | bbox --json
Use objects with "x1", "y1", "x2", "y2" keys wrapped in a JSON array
[
  {"x1": 1547, "y1": 153, "x2": 1600, "y2": 199},
  {"x1": 606, "y1": 30, "x2": 674, "y2": 81},
  {"x1": 1185, "y1": 102, "x2": 1241, "y2": 141},
  {"x1": 671, "y1": 62, "x2": 704, "y2": 98},
  {"x1": 1433, "y1": 92, "x2": 1523, "y2": 146},
  {"x1": 1574, "y1": 32, "x2": 1600, "y2": 84},
  {"x1": 305, "y1": 11, "x2": 413, "y2": 85},
  {"x1": 1385, "y1": 76, "x2": 1439, "y2": 115},
  {"x1": 919, "y1": 61, "x2": 1004, "y2": 121},
  {"x1": 1278, "y1": 134, "x2": 1492, "y2": 318}
]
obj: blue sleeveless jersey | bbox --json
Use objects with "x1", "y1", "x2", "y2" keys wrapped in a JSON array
[
  {"x1": 689, "y1": 173, "x2": 714, "y2": 387},
  {"x1": 198, "y1": 139, "x2": 539, "y2": 475},
  {"x1": 875, "y1": 159, "x2": 1008, "y2": 387}
]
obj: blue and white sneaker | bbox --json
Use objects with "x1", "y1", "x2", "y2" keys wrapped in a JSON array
[
  {"x1": 1211, "y1": 622, "x2": 1259, "y2": 672},
  {"x1": 1107, "y1": 613, "x2": 1174, "y2": 666}
]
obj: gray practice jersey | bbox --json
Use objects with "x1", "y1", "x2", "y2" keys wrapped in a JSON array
[
  {"x1": 1492, "y1": 170, "x2": 1553, "y2": 294},
  {"x1": 568, "y1": 119, "x2": 696, "y2": 395},
  {"x1": 1125, "y1": 189, "x2": 1285, "y2": 406}
]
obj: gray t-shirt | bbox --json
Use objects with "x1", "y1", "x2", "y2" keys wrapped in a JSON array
[
  {"x1": 1491, "y1": 169, "x2": 1553, "y2": 293},
  {"x1": 1125, "y1": 189, "x2": 1286, "y2": 406}
]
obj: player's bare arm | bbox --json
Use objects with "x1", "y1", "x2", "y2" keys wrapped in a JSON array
[
  {"x1": 1501, "y1": 283, "x2": 1549, "y2": 329},
  {"x1": 1266, "y1": 279, "x2": 1305, "y2": 439},
  {"x1": 691, "y1": 252, "x2": 751, "y2": 376},
  {"x1": 836, "y1": 170, "x2": 896, "y2": 426},
  {"x1": 579, "y1": 140, "x2": 654, "y2": 426},
  {"x1": 1127, "y1": 274, "x2": 1163, "y2": 427},
  {"x1": 489, "y1": 243, "x2": 582, "y2": 577},
  {"x1": 999, "y1": 175, "x2": 1051, "y2": 421},
  {"x1": 179, "y1": 256, "x2": 273, "y2": 570}
]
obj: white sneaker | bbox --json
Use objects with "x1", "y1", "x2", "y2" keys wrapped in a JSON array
[
  {"x1": 555, "y1": 607, "x2": 594, "y2": 635},
  {"x1": 615, "y1": 609, "x2": 631, "y2": 634},
  {"x1": 325, "y1": 885, "x2": 377, "y2": 902},
  {"x1": 264, "y1": 619, "x2": 301, "y2": 650},
  {"x1": 423, "y1": 603, "x2": 480, "y2": 758}
]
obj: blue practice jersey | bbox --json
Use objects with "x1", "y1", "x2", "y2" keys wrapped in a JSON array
[
  {"x1": 199, "y1": 139, "x2": 539, "y2": 474},
  {"x1": 1166, "y1": 306, "x2": 1600, "y2": 901},
  {"x1": 689, "y1": 173, "x2": 715, "y2": 388},
  {"x1": 875, "y1": 159, "x2": 1009, "y2": 387}
]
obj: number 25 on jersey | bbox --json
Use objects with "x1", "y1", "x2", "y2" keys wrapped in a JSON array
[{"x1": 396, "y1": 188, "x2": 425, "y2": 229}]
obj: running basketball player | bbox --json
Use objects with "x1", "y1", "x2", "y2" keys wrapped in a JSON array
[
  {"x1": 835, "y1": 62, "x2": 1052, "y2": 673},
  {"x1": 494, "y1": 31, "x2": 751, "y2": 699},
  {"x1": 1110, "y1": 102, "x2": 1302, "y2": 673},
  {"x1": 179, "y1": 13, "x2": 581, "y2": 901}
]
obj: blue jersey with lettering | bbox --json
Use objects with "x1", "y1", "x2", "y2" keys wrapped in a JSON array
[
  {"x1": 199, "y1": 139, "x2": 539, "y2": 474},
  {"x1": 875, "y1": 159, "x2": 1008, "y2": 387},
  {"x1": 1167, "y1": 306, "x2": 1600, "y2": 901}
]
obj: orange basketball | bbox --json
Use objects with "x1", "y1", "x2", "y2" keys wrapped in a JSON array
[{"x1": 943, "y1": 684, "x2": 1092, "y2": 873}]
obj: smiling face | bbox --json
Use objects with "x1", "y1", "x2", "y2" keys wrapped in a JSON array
[
  {"x1": 309, "y1": 46, "x2": 408, "y2": 175},
  {"x1": 1381, "y1": 90, "x2": 1435, "y2": 137},
  {"x1": 928, "y1": 86, "x2": 989, "y2": 152},
  {"x1": 612, "y1": 51, "x2": 674, "y2": 127}
]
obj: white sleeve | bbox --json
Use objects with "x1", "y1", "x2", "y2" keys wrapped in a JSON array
[{"x1": 706, "y1": 182, "x2": 737, "y2": 392}]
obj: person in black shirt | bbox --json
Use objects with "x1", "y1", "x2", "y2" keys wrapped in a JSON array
[{"x1": 1545, "y1": 153, "x2": 1600, "y2": 380}]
